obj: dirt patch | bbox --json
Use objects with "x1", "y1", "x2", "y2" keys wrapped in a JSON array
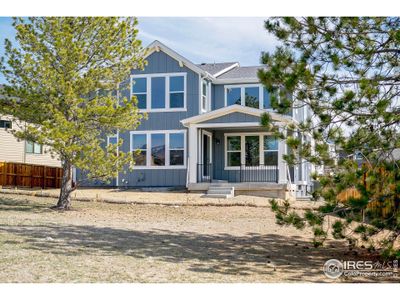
[{"x1": 0, "y1": 194, "x2": 395, "y2": 283}]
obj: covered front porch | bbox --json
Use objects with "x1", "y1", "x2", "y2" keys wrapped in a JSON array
[{"x1": 181, "y1": 105, "x2": 293, "y2": 198}]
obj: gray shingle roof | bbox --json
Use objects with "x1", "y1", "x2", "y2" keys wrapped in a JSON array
[
  {"x1": 217, "y1": 66, "x2": 265, "y2": 80},
  {"x1": 196, "y1": 62, "x2": 238, "y2": 76}
]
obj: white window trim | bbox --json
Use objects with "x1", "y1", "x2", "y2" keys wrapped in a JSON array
[
  {"x1": 224, "y1": 132, "x2": 278, "y2": 170},
  {"x1": 26, "y1": 141, "x2": 43, "y2": 155},
  {"x1": 200, "y1": 79, "x2": 211, "y2": 113},
  {"x1": 107, "y1": 134, "x2": 119, "y2": 146},
  {"x1": 130, "y1": 130, "x2": 187, "y2": 169},
  {"x1": 131, "y1": 73, "x2": 187, "y2": 113}
]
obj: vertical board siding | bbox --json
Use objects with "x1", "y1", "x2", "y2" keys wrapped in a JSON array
[{"x1": 213, "y1": 85, "x2": 225, "y2": 110}]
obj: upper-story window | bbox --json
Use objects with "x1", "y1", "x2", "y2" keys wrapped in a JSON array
[
  {"x1": 225, "y1": 85, "x2": 272, "y2": 110},
  {"x1": 131, "y1": 73, "x2": 186, "y2": 112},
  {"x1": 201, "y1": 80, "x2": 210, "y2": 113},
  {"x1": 132, "y1": 78, "x2": 147, "y2": 109},
  {"x1": 169, "y1": 76, "x2": 184, "y2": 108},
  {"x1": 0, "y1": 120, "x2": 12, "y2": 129}
]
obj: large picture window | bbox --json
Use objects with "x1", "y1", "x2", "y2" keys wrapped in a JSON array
[
  {"x1": 245, "y1": 136, "x2": 260, "y2": 166},
  {"x1": 130, "y1": 130, "x2": 186, "y2": 168},
  {"x1": 131, "y1": 73, "x2": 186, "y2": 112},
  {"x1": 151, "y1": 77, "x2": 166, "y2": 109}
]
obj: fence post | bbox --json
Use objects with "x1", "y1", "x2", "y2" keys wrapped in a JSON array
[
  {"x1": 2, "y1": 162, "x2": 7, "y2": 187},
  {"x1": 43, "y1": 166, "x2": 46, "y2": 189},
  {"x1": 30, "y1": 165, "x2": 33, "y2": 188}
]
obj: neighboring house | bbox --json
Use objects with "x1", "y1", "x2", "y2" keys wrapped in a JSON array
[
  {"x1": 0, "y1": 114, "x2": 61, "y2": 168},
  {"x1": 78, "y1": 40, "x2": 315, "y2": 199}
]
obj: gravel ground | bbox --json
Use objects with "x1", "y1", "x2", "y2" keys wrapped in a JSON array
[{"x1": 0, "y1": 194, "x2": 396, "y2": 283}]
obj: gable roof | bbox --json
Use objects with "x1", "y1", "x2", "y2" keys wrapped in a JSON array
[
  {"x1": 197, "y1": 62, "x2": 239, "y2": 77},
  {"x1": 144, "y1": 40, "x2": 215, "y2": 80},
  {"x1": 180, "y1": 104, "x2": 292, "y2": 127}
]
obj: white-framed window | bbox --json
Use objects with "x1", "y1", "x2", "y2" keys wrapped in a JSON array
[
  {"x1": 26, "y1": 141, "x2": 42, "y2": 154},
  {"x1": 107, "y1": 135, "x2": 118, "y2": 146},
  {"x1": 201, "y1": 80, "x2": 209, "y2": 113},
  {"x1": 107, "y1": 134, "x2": 119, "y2": 156},
  {"x1": 132, "y1": 133, "x2": 147, "y2": 166},
  {"x1": 226, "y1": 136, "x2": 241, "y2": 167},
  {"x1": 131, "y1": 73, "x2": 187, "y2": 112},
  {"x1": 131, "y1": 77, "x2": 147, "y2": 109},
  {"x1": 130, "y1": 130, "x2": 186, "y2": 169},
  {"x1": 263, "y1": 135, "x2": 278, "y2": 166},
  {"x1": 0, "y1": 120, "x2": 12, "y2": 129},
  {"x1": 224, "y1": 133, "x2": 278, "y2": 170},
  {"x1": 224, "y1": 84, "x2": 273, "y2": 110}
]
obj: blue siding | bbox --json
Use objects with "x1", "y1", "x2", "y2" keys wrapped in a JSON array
[
  {"x1": 213, "y1": 84, "x2": 225, "y2": 110},
  {"x1": 211, "y1": 130, "x2": 277, "y2": 182},
  {"x1": 200, "y1": 112, "x2": 260, "y2": 124},
  {"x1": 117, "y1": 51, "x2": 199, "y2": 187}
]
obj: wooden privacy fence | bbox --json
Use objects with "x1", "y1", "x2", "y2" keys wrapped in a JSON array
[
  {"x1": 336, "y1": 167, "x2": 397, "y2": 218},
  {"x1": 0, "y1": 162, "x2": 63, "y2": 189}
]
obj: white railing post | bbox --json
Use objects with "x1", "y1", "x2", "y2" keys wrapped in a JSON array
[
  {"x1": 188, "y1": 125, "x2": 198, "y2": 184},
  {"x1": 278, "y1": 129, "x2": 288, "y2": 184}
]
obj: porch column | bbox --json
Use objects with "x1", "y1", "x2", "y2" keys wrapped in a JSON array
[
  {"x1": 278, "y1": 129, "x2": 288, "y2": 184},
  {"x1": 188, "y1": 124, "x2": 198, "y2": 184}
]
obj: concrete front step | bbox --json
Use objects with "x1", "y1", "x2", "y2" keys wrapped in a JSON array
[
  {"x1": 204, "y1": 185, "x2": 235, "y2": 199},
  {"x1": 207, "y1": 190, "x2": 233, "y2": 195},
  {"x1": 203, "y1": 193, "x2": 234, "y2": 199}
]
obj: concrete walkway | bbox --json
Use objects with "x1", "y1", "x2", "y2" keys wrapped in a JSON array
[{"x1": 0, "y1": 187, "x2": 322, "y2": 209}]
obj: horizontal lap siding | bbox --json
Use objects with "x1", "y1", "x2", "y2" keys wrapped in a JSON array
[{"x1": 0, "y1": 118, "x2": 61, "y2": 167}]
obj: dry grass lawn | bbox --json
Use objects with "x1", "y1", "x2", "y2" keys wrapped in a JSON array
[{"x1": 0, "y1": 194, "x2": 395, "y2": 283}]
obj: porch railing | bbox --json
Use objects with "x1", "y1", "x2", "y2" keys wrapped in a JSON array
[
  {"x1": 240, "y1": 164, "x2": 278, "y2": 183},
  {"x1": 197, "y1": 163, "x2": 212, "y2": 183},
  {"x1": 196, "y1": 163, "x2": 278, "y2": 183}
]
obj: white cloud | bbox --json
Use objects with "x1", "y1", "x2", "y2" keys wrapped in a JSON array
[{"x1": 137, "y1": 17, "x2": 279, "y2": 66}]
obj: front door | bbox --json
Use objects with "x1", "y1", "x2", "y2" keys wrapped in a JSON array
[{"x1": 202, "y1": 131, "x2": 212, "y2": 178}]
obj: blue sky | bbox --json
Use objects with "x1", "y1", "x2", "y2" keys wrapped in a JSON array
[{"x1": 0, "y1": 17, "x2": 278, "y2": 84}]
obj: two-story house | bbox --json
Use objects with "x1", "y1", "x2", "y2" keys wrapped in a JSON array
[{"x1": 78, "y1": 40, "x2": 314, "y2": 199}]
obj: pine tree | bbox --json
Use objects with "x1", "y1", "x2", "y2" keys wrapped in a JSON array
[
  {"x1": 0, "y1": 17, "x2": 146, "y2": 209},
  {"x1": 259, "y1": 17, "x2": 400, "y2": 257}
]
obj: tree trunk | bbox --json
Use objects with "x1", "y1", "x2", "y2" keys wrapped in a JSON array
[{"x1": 54, "y1": 161, "x2": 73, "y2": 210}]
